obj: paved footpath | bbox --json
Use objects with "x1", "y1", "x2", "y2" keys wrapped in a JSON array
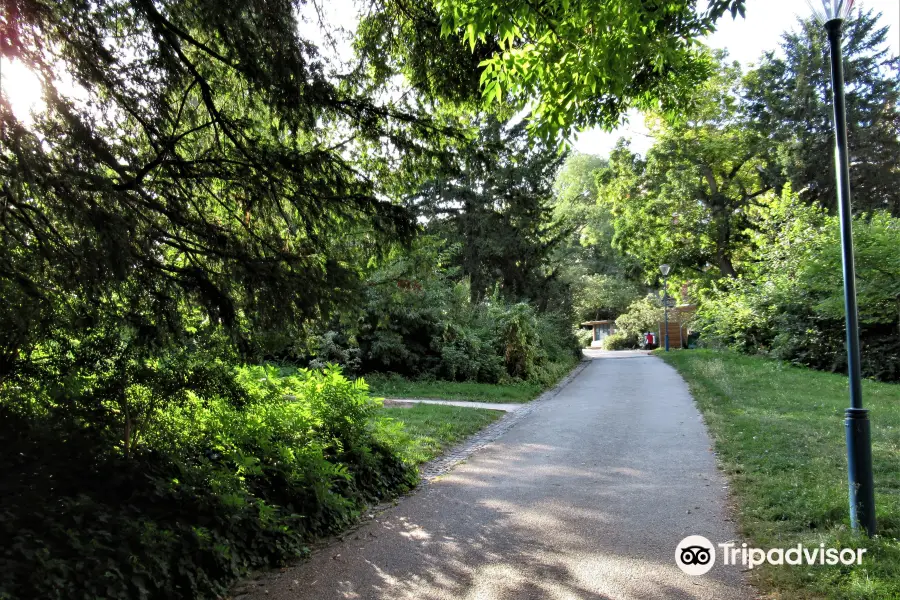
[
  {"x1": 236, "y1": 350, "x2": 752, "y2": 600},
  {"x1": 383, "y1": 398, "x2": 524, "y2": 412}
]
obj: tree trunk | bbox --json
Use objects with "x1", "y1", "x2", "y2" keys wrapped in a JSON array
[
  {"x1": 709, "y1": 192, "x2": 737, "y2": 278},
  {"x1": 717, "y1": 249, "x2": 737, "y2": 278}
]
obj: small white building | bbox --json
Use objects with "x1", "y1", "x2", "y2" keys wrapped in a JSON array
[{"x1": 581, "y1": 320, "x2": 617, "y2": 348}]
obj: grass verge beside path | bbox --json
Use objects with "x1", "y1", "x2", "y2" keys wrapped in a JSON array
[
  {"x1": 365, "y1": 374, "x2": 543, "y2": 403},
  {"x1": 659, "y1": 349, "x2": 900, "y2": 599},
  {"x1": 379, "y1": 403, "x2": 503, "y2": 465}
]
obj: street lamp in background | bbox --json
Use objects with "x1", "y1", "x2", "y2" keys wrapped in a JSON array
[
  {"x1": 808, "y1": 0, "x2": 876, "y2": 536},
  {"x1": 659, "y1": 264, "x2": 670, "y2": 352}
]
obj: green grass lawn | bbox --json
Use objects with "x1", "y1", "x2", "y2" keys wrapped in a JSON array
[
  {"x1": 659, "y1": 349, "x2": 900, "y2": 599},
  {"x1": 364, "y1": 374, "x2": 543, "y2": 403},
  {"x1": 379, "y1": 403, "x2": 503, "y2": 464}
]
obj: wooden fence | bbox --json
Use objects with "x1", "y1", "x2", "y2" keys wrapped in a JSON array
[{"x1": 657, "y1": 304, "x2": 697, "y2": 349}]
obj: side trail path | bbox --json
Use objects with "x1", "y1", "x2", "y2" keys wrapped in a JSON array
[{"x1": 234, "y1": 350, "x2": 752, "y2": 600}]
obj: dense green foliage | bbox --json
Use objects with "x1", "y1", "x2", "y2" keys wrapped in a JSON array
[
  {"x1": 0, "y1": 0, "x2": 452, "y2": 386},
  {"x1": 271, "y1": 115, "x2": 584, "y2": 386},
  {"x1": 410, "y1": 119, "x2": 568, "y2": 307},
  {"x1": 614, "y1": 296, "x2": 664, "y2": 348},
  {"x1": 574, "y1": 327, "x2": 594, "y2": 348},
  {"x1": 744, "y1": 10, "x2": 900, "y2": 214},
  {"x1": 305, "y1": 237, "x2": 580, "y2": 386},
  {"x1": 695, "y1": 191, "x2": 900, "y2": 381},
  {"x1": 355, "y1": 0, "x2": 494, "y2": 108},
  {"x1": 435, "y1": 0, "x2": 747, "y2": 139},
  {"x1": 590, "y1": 10, "x2": 899, "y2": 283},
  {"x1": 661, "y1": 350, "x2": 900, "y2": 599},
  {"x1": 598, "y1": 57, "x2": 768, "y2": 279},
  {"x1": 550, "y1": 152, "x2": 646, "y2": 326},
  {"x1": 563, "y1": 9, "x2": 900, "y2": 386},
  {"x1": 573, "y1": 273, "x2": 642, "y2": 322},
  {"x1": 601, "y1": 332, "x2": 631, "y2": 351},
  {"x1": 0, "y1": 366, "x2": 414, "y2": 599},
  {"x1": 0, "y1": 2, "x2": 437, "y2": 592}
]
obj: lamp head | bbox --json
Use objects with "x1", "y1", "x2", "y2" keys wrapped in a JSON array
[
  {"x1": 660, "y1": 264, "x2": 671, "y2": 277},
  {"x1": 806, "y1": 0, "x2": 854, "y2": 24}
]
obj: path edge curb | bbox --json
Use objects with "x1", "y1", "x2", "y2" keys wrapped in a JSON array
[
  {"x1": 229, "y1": 358, "x2": 592, "y2": 598},
  {"x1": 418, "y1": 357, "x2": 591, "y2": 482}
]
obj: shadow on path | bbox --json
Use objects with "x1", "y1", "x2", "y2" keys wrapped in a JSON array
[{"x1": 235, "y1": 354, "x2": 751, "y2": 600}]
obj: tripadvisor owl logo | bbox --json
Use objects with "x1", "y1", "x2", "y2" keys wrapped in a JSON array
[
  {"x1": 675, "y1": 535, "x2": 716, "y2": 575},
  {"x1": 675, "y1": 535, "x2": 869, "y2": 575}
]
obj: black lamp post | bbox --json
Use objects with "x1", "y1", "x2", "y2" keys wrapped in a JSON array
[
  {"x1": 660, "y1": 264, "x2": 670, "y2": 352},
  {"x1": 808, "y1": 0, "x2": 876, "y2": 536}
]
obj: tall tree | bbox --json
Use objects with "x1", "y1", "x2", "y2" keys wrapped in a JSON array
[
  {"x1": 552, "y1": 153, "x2": 609, "y2": 263},
  {"x1": 599, "y1": 57, "x2": 769, "y2": 279},
  {"x1": 0, "y1": 0, "x2": 447, "y2": 381},
  {"x1": 409, "y1": 118, "x2": 566, "y2": 307},
  {"x1": 743, "y1": 9, "x2": 900, "y2": 214}
]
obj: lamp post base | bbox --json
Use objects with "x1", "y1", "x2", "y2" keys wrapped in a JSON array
[{"x1": 845, "y1": 408, "x2": 876, "y2": 536}]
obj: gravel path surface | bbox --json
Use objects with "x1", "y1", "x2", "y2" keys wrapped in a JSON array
[
  {"x1": 234, "y1": 351, "x2": 751, "y2": 600},
  {"x1": 383, "y1": 398, "x2": 525, "y2": 412}
]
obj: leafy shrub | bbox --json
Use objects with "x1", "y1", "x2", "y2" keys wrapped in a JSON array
[
  {"x1": 614, "y1": 295, "x2": 663, "y2": 347},
  {"x1": 0, "y1": 366, "x2": 415, "y2": 600},
  {"x1": 603, "y1": 332, "x2": 632, "y2": 350},
  {"x1": 252, "y1": 238, "x2": 581, "y2": 388},
  {"x1": 575, "y1": 327, "x2": 594, "y2": 347},
  {"x1": 307, "y1": 331, "x2": 362, "y2": 374},
  {"x1": 352, "y1": 239, "x2": 579, "y2": 385},
  {"x1": 527, "y1": 356, "x2": 581, "y2": 387},
  {"x1": 493, "y1": 302, "x2": 541, "y2": 379},
  {"x1": 436, "y1": 323, "x2": 505, "y2": 383},
  {"x1": 695, "y1": 191, "x2": 900, "y2": 381}
]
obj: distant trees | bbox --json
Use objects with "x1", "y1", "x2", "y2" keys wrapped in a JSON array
[
  {"x1": 744, "y1": 9, "x2": 900, "y2": 214},
  {"x1": 598, "y1": 57, "x2": 769, "y2": 279},
  {"x1": 551, "y1": 153, "x2": 639, "y2": 276},
  {"x1": 587, "y1": 9, "x2": 900, "y2": 283},
  {"x1": 550, "y1": 152, "x2": 643, "y2": 321},
  {"x1": 408, "y1": 118, "x2": 567, "y2": 307},
  {"x1": 572, "y1": 274, "x2": 642, "y2": 322}
]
